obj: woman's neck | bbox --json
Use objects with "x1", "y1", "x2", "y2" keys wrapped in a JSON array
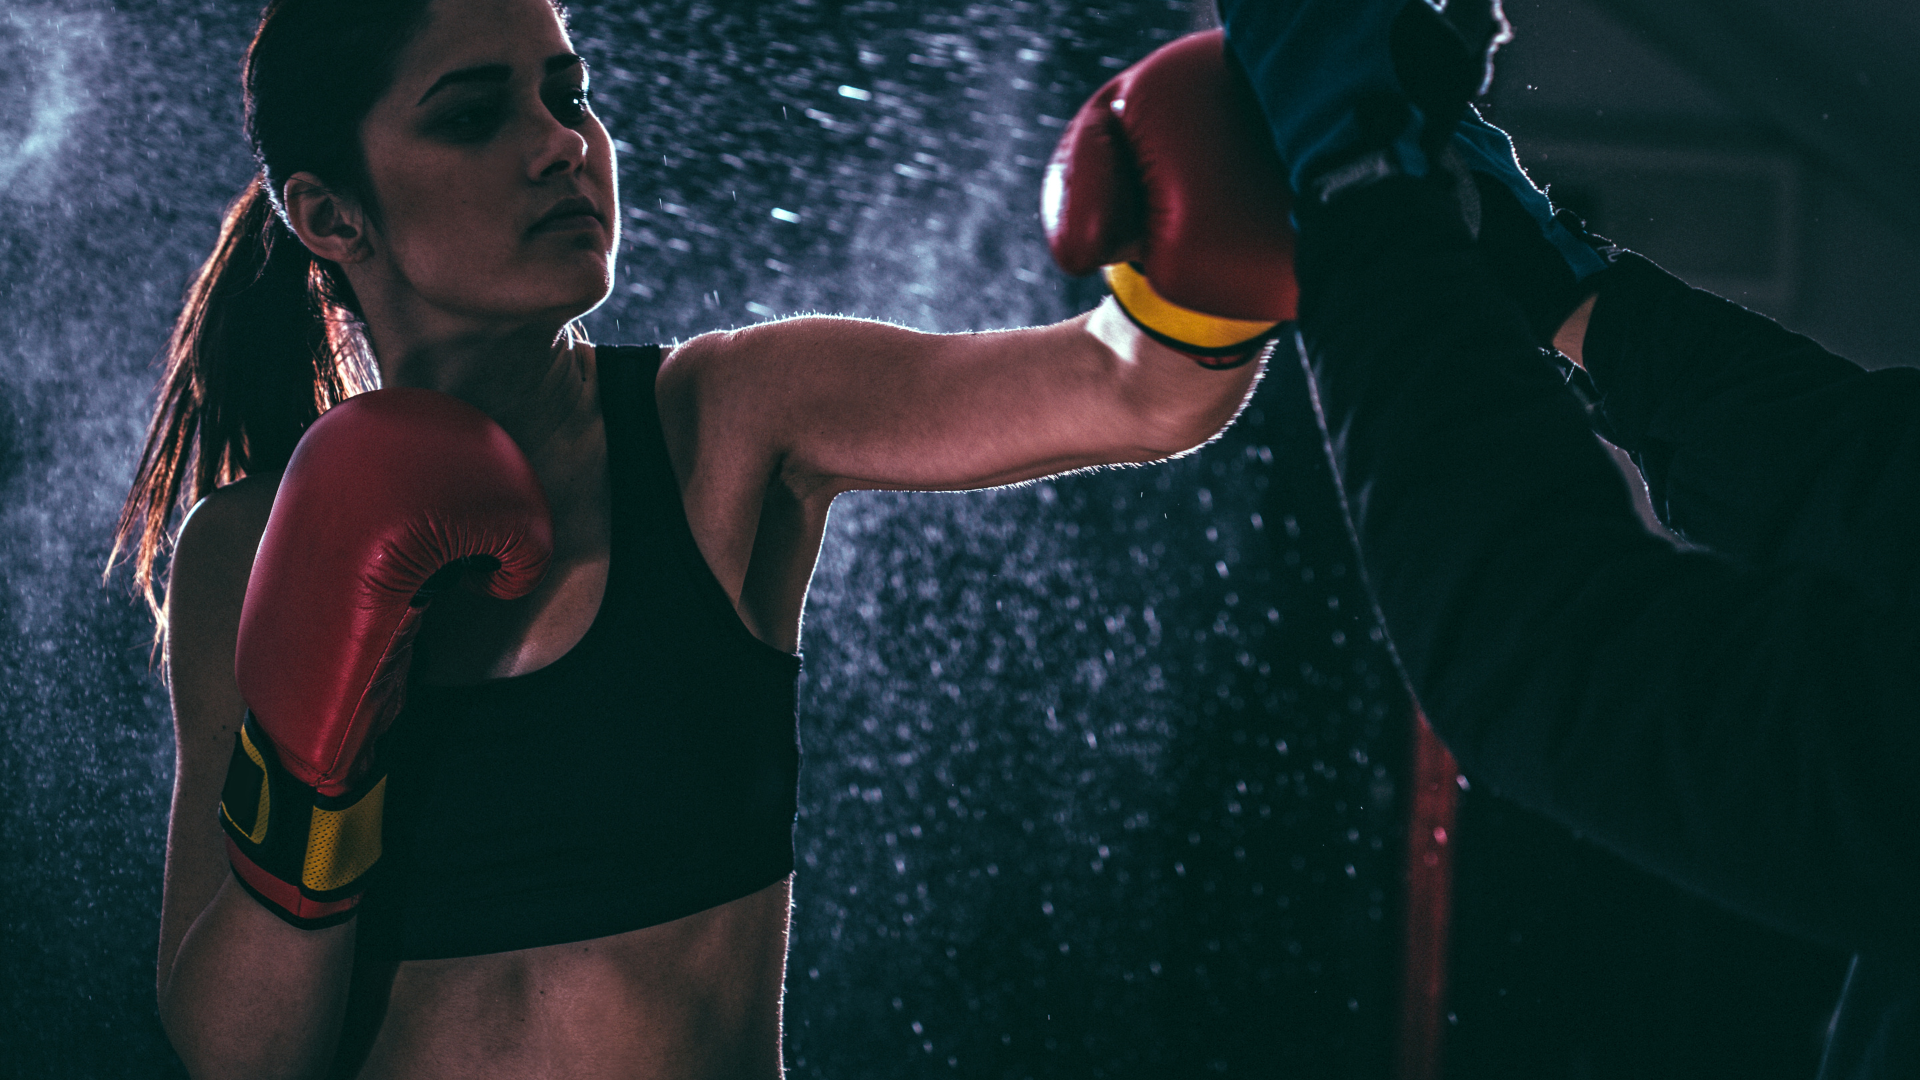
[{"x1": 371, "y1": 321, "x2": 598, "y2": 469}]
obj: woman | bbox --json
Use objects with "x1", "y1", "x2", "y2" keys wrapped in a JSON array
[{"x1": 114, "y1": 1, "x2": 1290, "y2": 1076}]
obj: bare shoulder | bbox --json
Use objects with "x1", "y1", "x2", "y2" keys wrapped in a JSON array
[
  {"x1": 655, "y1": 317, "x2": 928, "y2": 431},
  {"x1": 654, "y1": 330, "x2": 735, "y2": 484},
  {"x1": 655, "y1": 317, "x2": 925, "y2": 488},
  {"x1": 175, "y1": 473, "x2": 281, "y2": 562},
  {"x1": 657, "y1": 322, "x2": 787, "y2": 416},
  {"x1": 654, "y1": 322, "x2": 828, "y2": 457},
  {"x1": 654, "y1": 330, "x2": 719, "y2": 442},
  {"x1": 170, "y1": 474, "x2": 281, "y2": 629},
  {"x1": 167, "y1": 473, "x2": 283, "y2": 726},
  {"x1": 655, "y1": 327, "x2": 728, "y2": 401}
]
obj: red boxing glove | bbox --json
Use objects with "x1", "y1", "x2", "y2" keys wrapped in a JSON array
[
  {"x1": 1043, "y1": 29, "x2": 1298, "y2": 366},
  {"x1": 219, "y1": 388, "x2": 552, "y2": 927}
]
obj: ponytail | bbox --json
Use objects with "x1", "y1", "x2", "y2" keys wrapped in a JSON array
[{"x1": 108, "y1": 175, "x2": 376, "y2": 640}]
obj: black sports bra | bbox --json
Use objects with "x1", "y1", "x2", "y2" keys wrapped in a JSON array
[{"x1": 354, "y1": 345, "x2": 803, "y2": 961}]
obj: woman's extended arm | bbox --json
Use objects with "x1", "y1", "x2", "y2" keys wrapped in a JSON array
[
  {"x1": 661, "y1": 30, "x2": 1287, "y2": 653},
  {"x1": 159, "y1": 480, "x2": 358, "y2": 1080},
  {"x1": 666, "y1": 295, "x2": 1260, "y2": 503},
  {"x1": 653, "y1": 297, "x2": 1264, "y2": 655}
]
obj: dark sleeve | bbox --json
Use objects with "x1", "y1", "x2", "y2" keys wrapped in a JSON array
[
  {"x1": 1297, "y1": 180, "x2": 1920, "y2": 958},
  {"x1": 1581, "y1": 254, "x2": 1920, "y2": 604}
]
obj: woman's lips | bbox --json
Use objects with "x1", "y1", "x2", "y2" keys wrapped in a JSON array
[
  {"x1": 529, "y1": 197, "x2": 605, "y2": 235},
  {"x1": 530, "y1": 212, "x2": 603, "y2": 233}
]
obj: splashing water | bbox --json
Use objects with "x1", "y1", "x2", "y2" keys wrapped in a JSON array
[{"x1": 0, "y1": 9, "x2": 104, "y2": 199}]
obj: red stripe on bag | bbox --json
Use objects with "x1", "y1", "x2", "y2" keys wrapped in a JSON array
[{"x1": 1397, "y1": 707, "x2": 1459, "y2": 1080}]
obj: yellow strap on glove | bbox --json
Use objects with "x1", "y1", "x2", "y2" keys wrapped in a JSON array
[{"x1": 1104, "y1": 263, "x2": 1282, "y2": 366}]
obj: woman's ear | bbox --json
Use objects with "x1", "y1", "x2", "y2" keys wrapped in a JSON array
[{"x1": 282, "y1": 172, "x2": 372, "y2": 264}]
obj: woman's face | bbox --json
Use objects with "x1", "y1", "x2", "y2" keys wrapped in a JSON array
[{"x1": 354, "y1": 0, "x2": 619, "y2": 332}]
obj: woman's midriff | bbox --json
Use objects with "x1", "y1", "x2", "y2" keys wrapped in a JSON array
[{"x1": 341, "y1": 879, "x2": 793, "y2": 1079}]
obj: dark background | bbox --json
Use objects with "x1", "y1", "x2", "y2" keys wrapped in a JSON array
[{"x1": 2, "y1": 1, "x2": 1913, "y2": 1076}]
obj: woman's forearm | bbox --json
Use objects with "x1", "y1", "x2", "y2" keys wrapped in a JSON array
[
  {"x1": 162, "y1": 874, "x2": 357, "y2": 1080},
  {"x1": 1083, "y1": 296, "x2": 1266, "y2": 457}
]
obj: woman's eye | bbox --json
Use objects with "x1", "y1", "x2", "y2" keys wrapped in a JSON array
[
  {"x1": 435, "y1": 103, "x2": 505, "y2": 141},
  {"x1": 547, "y1": 86, "x2": 593, "y2": 125}
]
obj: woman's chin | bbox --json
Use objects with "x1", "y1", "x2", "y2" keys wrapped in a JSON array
[
  {"x1": 569, "y1": 266, "x2": 616, "y2": 319},
  {"x1": 514, "y1": 260, "x2": 615, "y2": 323}
]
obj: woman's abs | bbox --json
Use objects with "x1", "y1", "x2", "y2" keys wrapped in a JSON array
[{"x1": 337, "y1": 879, "x2": 792, "y2": 1080}]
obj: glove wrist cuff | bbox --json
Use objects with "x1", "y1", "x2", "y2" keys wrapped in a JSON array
[
  {"x1": 1104, "y1": 262, "x2": 1281, "y2": 365},
  {"x1": 220, "y1": 712, "x2": 385, "y2": 929}
]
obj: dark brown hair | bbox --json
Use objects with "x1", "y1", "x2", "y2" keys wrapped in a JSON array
[{"x1": 109, "y1": 0, "x2": 436, "y2": 635}]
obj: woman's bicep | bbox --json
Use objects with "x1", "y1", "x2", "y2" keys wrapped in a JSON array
[{"x1": 157, "y1": 483, "x2": 275, "y2": 995}]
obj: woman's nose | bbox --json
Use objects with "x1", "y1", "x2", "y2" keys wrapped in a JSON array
[{"x1": 532, "y1": 121, "x2": 589, "y2": 180}]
